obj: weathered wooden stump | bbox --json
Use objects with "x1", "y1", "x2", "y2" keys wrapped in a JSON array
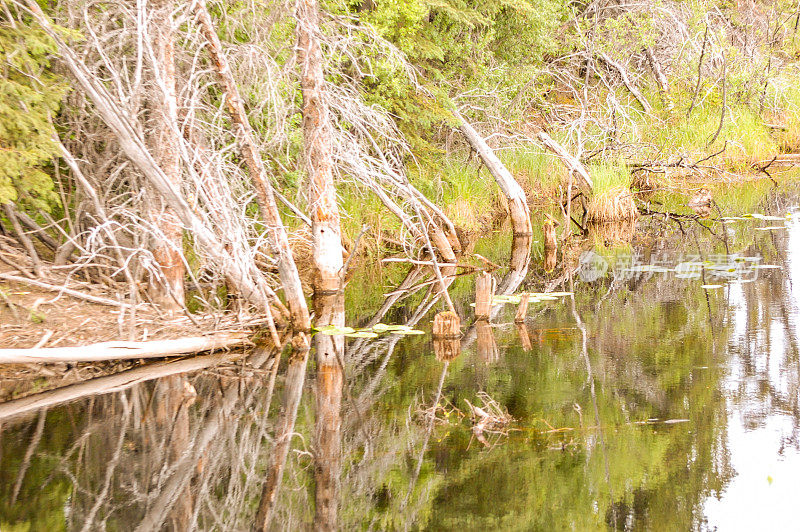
[
  {"x1": 433, "y1": 311, "x2": 461, "y2": 339},
  {"x1": 475, "y1": 272, "x2": 496, "y2": 321}
]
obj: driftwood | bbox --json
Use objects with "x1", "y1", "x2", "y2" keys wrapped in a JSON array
[
  {"x1": 452, "y1": 109, "x2": 533, "y2": 236},
  {"x1": 0, "y1": 350, "x2": 241, "y2": 421},
  {"x1": 0, "y1": 333, "x2": 250, "y2": 364},
  {"x1": 537, "y1": 132, "x2": 594, "y2": 192}
]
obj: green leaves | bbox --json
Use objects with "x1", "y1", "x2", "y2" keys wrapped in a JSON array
[{"x1": 0, "y1": 20, "x2": 69, "y2": 211}]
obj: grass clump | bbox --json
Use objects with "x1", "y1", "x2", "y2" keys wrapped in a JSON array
[{"x1": 586, "y1": 164, "x2": 638, "y2": 223}]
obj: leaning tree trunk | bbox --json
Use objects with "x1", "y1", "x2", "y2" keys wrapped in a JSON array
[
  {"x1": 24, "y1": 0, "x2": 286, "y2": 344},
  {"x1": 452, "y1": 109, "x2": 533, "y2": 236},
  {"x1": 147, "y1": 0, "x2": 185, "y2": 312},
  {"x1": 192, "y1": 0, "x2": 311, "y2": 336}
]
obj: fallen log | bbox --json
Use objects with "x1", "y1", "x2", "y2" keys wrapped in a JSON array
[
  {"x1": 0, "y1": 333, "x2": 250, "y2": 364},
  {"x1": 0, "y1": 349, "x2": 241, "y2": 421},
  {"x1": 537, "y1": 132, "x2": 594, "y2": 192}
]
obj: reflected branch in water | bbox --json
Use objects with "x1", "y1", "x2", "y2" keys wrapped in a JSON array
[{"x1": 0, "y1": 351, "x2": 241, "y2": 422}]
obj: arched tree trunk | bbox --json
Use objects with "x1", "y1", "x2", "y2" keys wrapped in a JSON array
[{"x1": 452, "y1": 109, "x2": 533, "y2": 236}]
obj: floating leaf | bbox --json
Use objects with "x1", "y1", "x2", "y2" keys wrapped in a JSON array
[
  {"x1": 345, "y1": 331, "x2": 379, "y2": 338},
  {"x1": 371, "y1": 323, "x2": 412, "y2": 333},
  {"x1": 315, "y1": 325, "x2": 355, "y2": 335}
]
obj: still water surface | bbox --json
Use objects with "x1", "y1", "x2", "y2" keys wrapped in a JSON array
[{"x1": 1, "y1": 184, "x2": 799, "y2": 530}]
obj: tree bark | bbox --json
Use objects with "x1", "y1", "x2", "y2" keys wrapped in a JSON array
[
  {"x1": 452, "y1": 109, "x2": 533, "y2": 236},
  {"x1": 191, "y1": 0, "x2": 311, "y2": 337},
  {"x1": 147, "y1": 0, "x2": 185, "y2": 312}
]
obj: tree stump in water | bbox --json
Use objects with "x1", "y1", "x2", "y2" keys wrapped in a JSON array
[
  {"x1": 475, "y1": 272, "x2": 495, "y2": 321},
  {"x1": 433, "y1": 311, "x2": 461, "y2": 339}
]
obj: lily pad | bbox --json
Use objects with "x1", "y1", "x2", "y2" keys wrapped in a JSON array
[
  {"x1": 345, "y1": 331, "x2": 379, "y2": 338},
  {"x1": 315, "y1": 325, "x2": 356, "y2": 335},
  {"x1": 372, "y1": 323, "x2": 413, "y2": 333}
]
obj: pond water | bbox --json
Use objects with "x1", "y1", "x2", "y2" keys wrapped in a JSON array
[{"x1": 1, "y1": 183, "x2": 800, "y2": 530}]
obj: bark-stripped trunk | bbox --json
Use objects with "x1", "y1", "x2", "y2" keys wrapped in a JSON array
[
  {"x1": 452, "y1": 109, "x2": 533, "y2": 236},
  {"x1": 25, "y1": 1, "x2": 285, "y2": 343},
  {"x1": 192, "y1": 0, "x2": 311, "y2": 336},
  {"x1": 298, "y1": 1, "x2": 345, "y2": 526},
  {"x1": 148, "y1": 0, "x2": 185, "y2": 311},
  {"x1": 256, "y1": 2, "x2": 346, "y2": 528},
  {"x1": 598, "y1": 53, "x2": 653, "y2": 113},
  {"x1": 645, "y1": 47, "x2": 669, "y2": 95},
  {"x1": 537, "y1": 132, "x2": 594, "y2": 192},
  {"x1": 297, "y1": 0, "x2": 344, "y2": 295}
]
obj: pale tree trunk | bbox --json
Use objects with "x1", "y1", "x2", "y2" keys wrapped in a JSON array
[
  {"x1": 296, "y1": 2, "x2": 345, "y2": 526},
  {"x1": 192, "y1": 0, "x2": 311, "y2": 337},
  {"x1": 452, "y1": 109, "x2": 533, "y2": 236},
  {"x1": 297, "y1": 0, "x2": 344, "y2": 295},
  {"x1": 147, "y1": 0, "x2": 185, "y2": 312},
  {"x1": 255, "y1": 1, "x2": 346, "y2": 528}
]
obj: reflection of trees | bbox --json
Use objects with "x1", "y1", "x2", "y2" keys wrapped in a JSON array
[{"x1": 3, "y1": 190, "x2": 800, "y2": 529}]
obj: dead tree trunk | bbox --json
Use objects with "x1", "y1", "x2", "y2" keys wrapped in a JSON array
[
  {"x1": 537, "y1": 132, "x2": 594, "y2": 192},
  {"x1": 297, "y1": 0, "x2": 344, "y2": 296},
  {"x1": 296, "y1": 1, "x2": 346, "y2": 527},
  {"x1": 598, "y1": 53, "x2": 653, "y2": 113},
  {"x1": 147, "y1": 0, "x2": 185, "y2": 312},
  {"x1": 452, "y1": 109, "x2": 533, "y2": 236},
  {"x1": 192, "y1": 0, "x2": 311, "y2": 337},
  {"x1": 25, "y1": 1, "x2": 285, "y2": 343}
]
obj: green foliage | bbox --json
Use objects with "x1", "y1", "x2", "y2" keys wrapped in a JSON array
[{"x1": 0, "y1": 15, "x2": 68, "y2": 211}]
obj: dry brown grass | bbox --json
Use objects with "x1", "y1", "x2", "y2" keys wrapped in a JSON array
[{"x1": 586, "y1": 185, "x2": 638, "y2": 223}]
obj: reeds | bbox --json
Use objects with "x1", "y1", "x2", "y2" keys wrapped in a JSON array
[{"x1": 586, "y1": 185, "x2": 638, "y2": 223}]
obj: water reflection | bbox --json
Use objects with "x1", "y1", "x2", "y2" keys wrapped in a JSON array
[{"x1": 1, "y1": 187, "x2": 800, "y2": 530}]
